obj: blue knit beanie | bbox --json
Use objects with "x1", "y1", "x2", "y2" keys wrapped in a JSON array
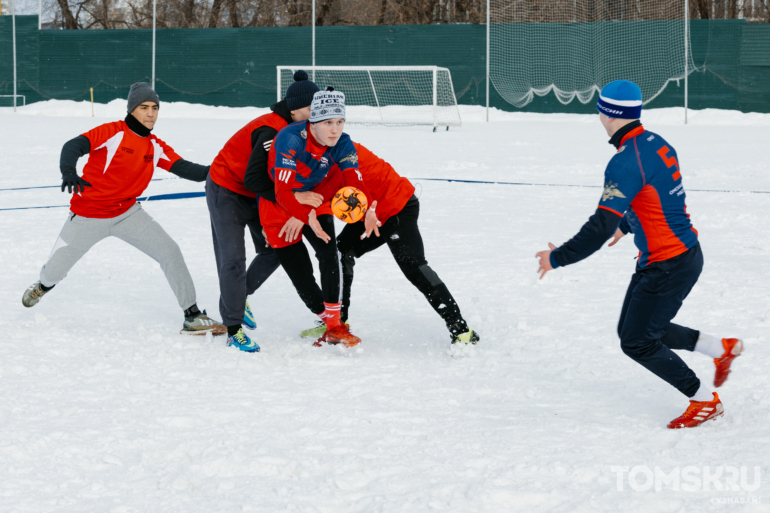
[
  {"x1": 597, "y1": 80, "x2": 643, "y2": 119},
  {"x1": 285, "y1": 70, "x2": 320, "y2": 111}
]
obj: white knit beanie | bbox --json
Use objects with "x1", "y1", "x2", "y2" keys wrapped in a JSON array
[{"x1": 310, "y1": 87, "x2": 346, "y2": 123}]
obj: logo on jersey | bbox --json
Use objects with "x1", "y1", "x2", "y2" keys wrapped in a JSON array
[
  {"x1": 647, "y1": 135, "x2": 655, "y2": 141},
  {"x1": 143, "y1": 155, "x2": 153, "y2": 163},
  {"x1": 300, "y1": 130, "x2": 307, "y2": 140},
  {"x1": 340, "y1": 152, "x2": 358, "y2": 165},
  {"x1": 121, "y1": 146, "x2": 134, "y2": 154},
  {"x1": 320, "y1": 157, "x2": 329, "y2": 169},
  {"x1": 277, "y1": 169, "x2": 292, "y2": 184},
  {"x1": 602, "y1": 182, "x2": 627, "y2": 202},
  {"x1": 617, "y1": 145, "x2": 627, "y2": 154}
]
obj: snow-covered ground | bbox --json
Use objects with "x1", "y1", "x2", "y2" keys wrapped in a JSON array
[{"x1": 1, "y1": 101, "x2": 768, "y2": 512}]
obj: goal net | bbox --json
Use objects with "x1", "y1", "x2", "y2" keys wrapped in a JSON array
[
  {"x1": 277, "y1": 66, "x2": 461, "y2": 128},
  {"x1": 490, "y1": 0, "x2": 695, "y2": 108}
]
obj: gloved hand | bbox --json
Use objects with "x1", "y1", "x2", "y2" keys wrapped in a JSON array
[{"x1": 61, "y1": 172, "x2": 92, "y2": 194}]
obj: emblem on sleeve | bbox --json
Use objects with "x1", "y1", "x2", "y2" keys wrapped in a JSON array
[
  {"x1": 300, "y1": 130, "x2": 307, "y2": 140},
  {"x1": 602, "y1": 182, "x2": 627, "y2": 201},
  {"x1": 340, "y1": 152, "x2": 358, "y2": 165}
]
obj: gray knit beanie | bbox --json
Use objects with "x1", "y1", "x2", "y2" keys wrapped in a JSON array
[
  {"x1": 285, "y1": 70, "x2": 320, "y2": 111},
  {"x1": 310, "y1": 87, "x2": 346, "y2": 123},
  {"x1": 127, "y1": 82, "x2": 160, "y2": 113}
]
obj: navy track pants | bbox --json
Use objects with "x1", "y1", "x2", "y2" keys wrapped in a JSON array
[{"x1": 617, "y1": 243, "x2": 703, "y2": 398}]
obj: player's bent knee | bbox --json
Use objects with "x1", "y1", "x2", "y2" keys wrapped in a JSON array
[
  {"x1": 418, "y1": 264, "x2": 444, "y2": 288},
  {"x1": 342, "y1": 251, "x2": 356, "y2": 277},
  {"x1": 620, "y1": 337, "x2": 656, "y2": 360}
]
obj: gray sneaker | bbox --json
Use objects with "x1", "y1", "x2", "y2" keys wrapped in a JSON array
[
  {"x1": 181, "y1": 310, "x2": 226, "y2": 336},
  {"x1": 22, "y1": 281, "x2": 50, "y2": 308}
]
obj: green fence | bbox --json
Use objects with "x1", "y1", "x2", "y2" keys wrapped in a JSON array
[{"x1": 1, "y1": 16, "x2": 769, "y2": 113}]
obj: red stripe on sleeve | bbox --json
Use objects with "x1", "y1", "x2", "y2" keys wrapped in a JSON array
[{"x1": 598, "y1": 205, "x2": 623, "y2": 217}]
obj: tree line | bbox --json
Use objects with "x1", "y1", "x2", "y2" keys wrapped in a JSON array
[{"x1": 45, "y1": 0, "x2": 769, "y2": 30}]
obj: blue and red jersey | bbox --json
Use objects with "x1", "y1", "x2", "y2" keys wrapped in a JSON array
[
  {"x1": 550, "y1": 123, "x2": 698, "y2": 270},
  {"x1": 599, "y1": 126, "x2": 698, "y2": 267},
  {"x1": 267, "y1": 120, "x2": 369, "y2": 221}
]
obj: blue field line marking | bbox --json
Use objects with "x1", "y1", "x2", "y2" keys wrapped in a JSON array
[
  {"x1": 412, "y1": 178, "x2": 770, "y2": 194},
  {"x1": 0, "y1": 177, "x2": 175, "y2": 193},
  {"x1": 0, "y1": 191, "x2": 205, "y2": 212},
  {"x1": 3, "y1": 178, "x2": 768, "y2": 212}
]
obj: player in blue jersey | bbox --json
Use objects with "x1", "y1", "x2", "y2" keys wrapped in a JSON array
[
  {"x1": 259, "y1": 88, "x2": 377, "y2": 348},
  {"x1": 535, "y1": 80, "x2": 743, "y2": 429}
]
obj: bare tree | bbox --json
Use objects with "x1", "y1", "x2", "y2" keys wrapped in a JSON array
[
  {"x1": 45, "y1": 0, "x2": 767, "y2": 30},
  {"x1": 55, "y1": 0, "x2": 80, "y2": 28}
]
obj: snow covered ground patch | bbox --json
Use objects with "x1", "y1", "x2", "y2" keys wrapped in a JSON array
[{"x1": 1, "y1": 104, "x2": 768, "y2": 512}]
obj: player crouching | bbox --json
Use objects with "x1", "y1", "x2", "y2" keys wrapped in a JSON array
[
  {"x1": 301, "y1": 143, "x2": 480, "y2": 345},
  {"x1": 22, "y1": 82, "x2": 224, "y2": 337},
  {"x1": 535, "y1": 80, "x2": 743, "y2": 429}
]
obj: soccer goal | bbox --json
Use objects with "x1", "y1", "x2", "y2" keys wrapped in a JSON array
[{"x1": 277, "y1": 66, "x2": 462, "y2": 130}]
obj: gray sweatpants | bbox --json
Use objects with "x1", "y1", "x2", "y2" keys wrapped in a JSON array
[{"x1": 40, "y1": 203, "x2": 197, "y2": 310}]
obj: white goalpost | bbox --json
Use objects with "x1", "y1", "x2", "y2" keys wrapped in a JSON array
[{"x1": 277, "y1": 66, "x2": 462, "y2": 130}]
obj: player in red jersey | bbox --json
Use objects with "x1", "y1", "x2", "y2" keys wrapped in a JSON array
[
  {"x1": 299, "y1": 143, "x2": 480, "y2": 345},
  {"x1": 206, "y1": 70, "x2": 320, "y2": 352},
  {"x1": 22, "y1": 82, "x2": 223, "y2": 336}
]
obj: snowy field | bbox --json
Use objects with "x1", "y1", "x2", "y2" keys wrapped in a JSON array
[{"x1": 1, "y1": 101, "x2": 768, "y2": 512}]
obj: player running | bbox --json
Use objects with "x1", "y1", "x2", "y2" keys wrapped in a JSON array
[
  {"x1": 258, "y1": 88, "x2": 375, "y2": 348},
  {"x1": 22, "y1": 82, "x2": 224, "y2": 336},
  {"x1": 206, "y1": 70, "x2": 319, "y2": 352},
  {"x1": 535, "y1": 80, "x2": 743, "y2": 429},
  {"x1": 299, "y1": 143, "x2": 480, "y2": 345}
]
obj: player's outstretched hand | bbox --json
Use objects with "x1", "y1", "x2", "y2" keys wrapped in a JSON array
[
  {"x1": 607, "y1": 228, "x2": 625, "y2": 247},
  {"x1": 308, "y1": 209, "x2": 331, "y2": 243},
  {"x1": 361, "y1": 200, "x2": 381, "y2": 240},
  {"x1": 279, "y1": 216, "x2": 304, "y2": 243},
  {"x1": 294, "y1": 191, "x2": 324, "y2": 208},
  {"x1": 61, "y1": 172, "x2": 92, "y2": 194},
  {"x1": 535, "y1": 242, "x2": 557, "y2": 280}
]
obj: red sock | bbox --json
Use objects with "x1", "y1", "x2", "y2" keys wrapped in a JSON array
[{"x1": 319, "y1": 302, "x2": 342, "y2": 328}]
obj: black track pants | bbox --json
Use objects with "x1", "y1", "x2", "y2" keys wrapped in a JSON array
[
  {"x1": 336, "y1": 196, "x2": 466, "y2": 333},
  {"x1": 274, "y1": 214, "x2": 341, "y2": 315}
]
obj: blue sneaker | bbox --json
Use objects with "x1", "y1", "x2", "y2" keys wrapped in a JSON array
[
  {"x1": 227, "y1": 328, "x2": 260, "y2": 353},
  {"x1": 243, "y1": 300, "x2": 257, "y2": 330}
]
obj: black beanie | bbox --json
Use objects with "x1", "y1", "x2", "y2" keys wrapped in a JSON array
[{"x1": 285, "y1": 70, "x2": 320, "y2": 111}]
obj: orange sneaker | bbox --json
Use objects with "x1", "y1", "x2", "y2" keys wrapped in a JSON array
[
  {"x1": 667, "y1": 392, "x2": 724, "y2": 429},
  {"x1": 314, "y1": 324, "x2": 361, "y2": 348},
  {"x1": 714, "y1": 338, "x2": 743, "y2": 388}
]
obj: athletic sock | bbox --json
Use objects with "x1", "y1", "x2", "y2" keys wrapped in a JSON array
[
  {"x1": 184, "y1": 304, "x2": 202, "y2": 319},
  {"x1": 320, "y1": 302, "x2": 342, "y2": 329},
  {"x1": 227, "y1": 325, "x2": 241, "y2": 337},
  {"x1": 694, "y1": 332, "x2": 724, "y2": 359},
  {"x1": 691, "y1": 383, "x2": 715, "y2": 402},
  {"x1": 40, "y1": 283, "x2": 55, "y2": 292}
]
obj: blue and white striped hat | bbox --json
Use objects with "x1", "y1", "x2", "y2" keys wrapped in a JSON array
[{"x1": 596, "y1": 80, "x2": 642, "y2": 119}]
